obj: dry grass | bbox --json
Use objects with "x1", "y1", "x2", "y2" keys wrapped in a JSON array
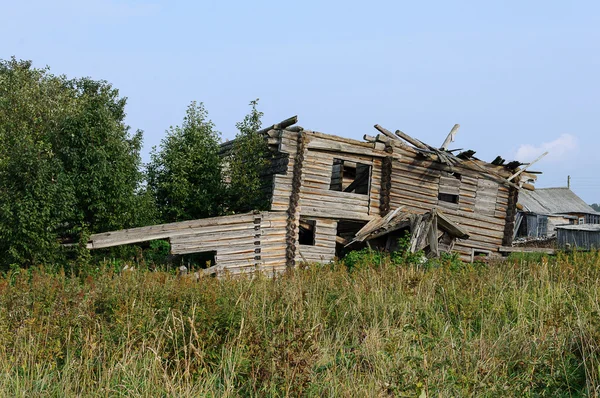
[{"x1": 1, "y1": 251, "x2": 599, "y2": 397}]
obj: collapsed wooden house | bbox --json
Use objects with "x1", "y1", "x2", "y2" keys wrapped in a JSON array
[{"x1": 86, "y1": 116, "x2": 539, "y2": 274}]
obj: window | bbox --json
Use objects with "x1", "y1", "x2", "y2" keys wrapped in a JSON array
[
  {"x1": 299, "y1": 220, "x2": 316, "y2": 246},
  {"x1": 330, "y1": 159, "x2": 371, "y2": 195},
  {"x1": 472, "y1": 249, "x2": 491, "y2": 263},
  {"x1": 579, "y1": 217, "x2": 585, "y2": 225},
  {"x1": 438, "y1": 193, "x2": 459, "y2": 204},
  {"x1": 536, "y1": 215, "x2": 548, "y2": 237}
]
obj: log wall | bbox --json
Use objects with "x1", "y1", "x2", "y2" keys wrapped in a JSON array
[
  {"x1": 270, "y1": 129, "x2": 383, "y2": 221},
  {"x1": 389, "y1": 148, "x2": 511, "y2": 260},
  {"x1": 87, "y1": 211, "x2": 288, "y2": 276},
  {"x1": 296, "y1": 217, "x2": 337, "y2": 264}
]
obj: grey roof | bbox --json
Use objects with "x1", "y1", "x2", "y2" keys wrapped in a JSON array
[
  {"x1": 556, "y1": 224, "x2": 600, "y2": 231},
  {"x1": 518, "y1": 187, "x2": 600, "y2": 216}
]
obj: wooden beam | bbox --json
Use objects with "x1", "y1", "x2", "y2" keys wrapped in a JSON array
[
  {"x1": 374, "y1": 124, "x2": 399, "y2": 141},
  {"x1": 499, "y1": 246, "x2": 555, "y2": 254},
  {"x1": 336, "y1": 236, "x2": 349, "y2": 245},
  {"x1": 507, "y1": 151, "x2": 548, "y2": 182},
  {"x1": 363, "y1": 134, "x2": 376, "y2": 142},
  {"x1": 440, "y1": 124, "x2": 460, "y2": 151},
  {"x1": 257, "y1": 115, "x2": 298, "y2": 135},
  {"x1": 394, "y1": 130, "x2": 429, "y2": 150}
]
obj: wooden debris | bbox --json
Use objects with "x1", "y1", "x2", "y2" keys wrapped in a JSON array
[
  {"x1": 394, "y1": 129, "x2": 430, "y2": 150},
  {"x1": 440, "y1": 124, "x2": 460, "y2": 151},
  {"x1": 507, "y1": 151, "x2": 548, "y2": 182}
]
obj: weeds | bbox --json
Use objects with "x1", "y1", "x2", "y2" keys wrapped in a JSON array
[{"x1": 0, "y1": 253, "x2": 599, "y2": 396}]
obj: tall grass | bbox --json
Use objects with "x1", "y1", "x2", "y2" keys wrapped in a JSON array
[{"x1": 1, "y1": 252, "x2": 599, "y2": 396}]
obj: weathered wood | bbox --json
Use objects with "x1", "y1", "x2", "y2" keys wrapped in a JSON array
[
  {"x1": 440, "y1": 124, "x2": 460, "y2": 151},
  {"x1": 374, "y1": 124, "x2": 400, "y2": 141},
  {"x1": 394, "y1": 130, "x2": 429, "y2": 150},
  {"x1": 498, "y1": 246, "x2": 555, "y2": 254},
  {"x1": 507, "y1": 151, "x2": 548, "y2": 182},
  {"x1": 307, "y1": 137, "x2": 386, "y2": 157},
  {"x1": 257, "y1": 115, "x2": 298, "y2": 135}
]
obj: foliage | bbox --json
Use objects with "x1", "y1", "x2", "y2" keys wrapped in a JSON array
[
  {"x1": 591, "y1": 203, "x2": 600, "y2": 212},
  {"x1": 0, "y1": 58, "x2": 150, "y2": 268},
  {"x1": 147, "y1": 101, "x2": 225, "y2": 222},
  {"x1": 226, "y1": 99, "x2": 271, "y2": 213},
  {"x1": 1, "y1": 253, "x2": 599, "y2": 396}
]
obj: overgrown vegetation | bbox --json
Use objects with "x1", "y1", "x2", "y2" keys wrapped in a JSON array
[
  {"x1": 0, "y1": 58, "x2": 152, "y2": 268},
  {"x1": 0, "y1": 58, "x2": 270, "y2": 270},
  {"x1": 1, "y1": 252, "x2": 599, "y2": 396},
  {"x1": 226, "y1": 99, "x2": 271, "y2": 212},
  {"x1": 147, "y1": 101, "x2": 226, "y2": 222}
]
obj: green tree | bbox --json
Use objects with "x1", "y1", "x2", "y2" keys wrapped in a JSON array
[
  {"x1": 226, "y1": 99, "x2": 270, "y2": 212},
  {"x1": 147, "y1": 101, "x2": 225, "y2": 222},
  {"x1": 591, "y1": 203, "x2": 600, "y2": 212},
  {"x1": 0, "y1": 58, "x2": 150, "y2": 267}
]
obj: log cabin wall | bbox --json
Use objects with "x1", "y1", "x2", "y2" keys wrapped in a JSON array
[
  {"x1": 270, "y1": 129, "x2": 386, "y2": 222},
  {"x1": 389, "y1": 146, "x2": 511, "y2": 260},
  {"x1": 296, "y1": 217, "x2": 337, "y2": 264},
  {"x1": 86, "y1": 211, "x2": 288, "y2": 276}
]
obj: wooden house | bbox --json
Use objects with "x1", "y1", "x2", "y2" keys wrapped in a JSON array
[
  {"x1": 515, "y1": 187, "x2": 600, "y2": 238},
  {"x1": 85, "y1": 116, "x2": 538, "y2": 274},
  {"x1": 556, "y1": 224, "x2": 600, "y2": 250}
]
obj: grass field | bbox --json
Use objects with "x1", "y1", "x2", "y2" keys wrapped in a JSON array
[{"x1": 1, "y1": 251, "x2": 599, "y2": 397}]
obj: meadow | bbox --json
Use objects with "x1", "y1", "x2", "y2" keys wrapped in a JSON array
[{"x1": 1, "y1": 251, "x2": 599, "y2": 397}]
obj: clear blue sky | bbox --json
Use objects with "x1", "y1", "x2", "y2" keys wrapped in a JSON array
[{"x1": 3, "y1": 0, "x2": 599, "y2": 202}]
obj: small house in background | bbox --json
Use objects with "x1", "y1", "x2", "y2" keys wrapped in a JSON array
[
  {"x1": 556, "y1": 224, "x2": 600, "y2": 250},
  {"x1": 515, "y1": 187, "x2": 600, "y2": 239}
]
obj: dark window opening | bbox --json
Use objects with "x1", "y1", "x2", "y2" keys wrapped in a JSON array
[
  {"x1": 443, "y1": 171, "x2": 462, "y2": 181},
  {"x1": 438, "y1": 193, "x2": 459, "y2": 204},
  {"x1": 330, "y1": 158, "x2": 371, "y2": 195},
  {"x1": 472, "y1": 249, "x2": 491, "y2": 263},
  {"x1": 335, "y1": 220, "x2": 369, "y2": 257},
  {"x1": 299, "y1": 220, "x2": 316, "y2": 246},
  {"x1": 180, "y1": 250, "x2": 217, "y2": 269}
]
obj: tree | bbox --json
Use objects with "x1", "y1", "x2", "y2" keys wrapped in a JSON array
[
  {"x1": 226, "y1": 99, "x2": 271, "y2": 213},
  {"x1": 591, "y1": 203, "x2": 600, "y2": 212},
  {"x1": 0, "y1": 58, "x2": 150, "y2": 267},
  {"x1": 147, "y1": 101, "x2": 225, "y2": 222}
]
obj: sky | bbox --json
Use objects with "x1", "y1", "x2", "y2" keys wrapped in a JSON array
[{"x1": 2, "y1": 0, "x2": 599, "y2": 202}]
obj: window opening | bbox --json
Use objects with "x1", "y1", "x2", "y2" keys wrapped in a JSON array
[
  {"x1": 299, "y1": 220, "x2": 316, "y2": 246},
  {"x1": 330, "y1": 158, "x2": 371, "y2": 195},
  {"x1": 438, "y1": 193, "x2": 459, "y2": 204}
]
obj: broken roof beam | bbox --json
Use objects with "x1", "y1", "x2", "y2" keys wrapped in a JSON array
[
  {"x1": 374, "y1": 124, "x2": 400, "y2": 141},
  {"x1": 363, "y1": 134, "x2": 376, "y2": 143},
  {"x1": 440, "y1": 124, "x2": 460, "y2": 151},
  {"x1": 257, "y1": 115, "x2": 298, "y2": 135},
  {"x1": 394, "y1": 129, "x2": 430, "y2": 150},
  {"x1": 507, "y1": 151, "x2": 548, "y2": 182}
]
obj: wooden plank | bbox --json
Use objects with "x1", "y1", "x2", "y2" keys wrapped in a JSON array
[
  {"x1": 299, "y1": 198, "x2": 369, "y2": 214},
  {"x1": 307, "y1": 137, "x2": 386, "y2": 158},
  {"x1": 498, "y1": 246, "x2": 555, "y2": 254}
]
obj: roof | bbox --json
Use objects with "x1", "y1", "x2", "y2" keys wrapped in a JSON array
[
  {"x1": 556, "y1": 224, "x2": 600, "y2": 232},
  {"x1": 518, "y1": 187, "x2": 600, "y2": 216}
]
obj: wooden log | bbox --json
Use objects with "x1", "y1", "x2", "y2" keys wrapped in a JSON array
[
  {"x1": 440, "y1": 124, "x2": 460, "y2": 151},
  {"x1": 507, "y1": 151, "x2": 548, "y2": 182},
  {"x1": 363, "y1": 134, "x2": 376, "y2": 142},
  {"x1": 257, "y1": 116, "x2": 298, "y2": 135},
  {"x1": 374, "y1": 124, "x2": 400, "y2": 141},
  {"x1": 395, "y1": 130, "x2": 429, "y2": 150},
  {"x1": 307, "y1": 138, "x2": 385, "y2": 158},
  {"x1": 498, "y1": 246, "x2": 555, "y2": 254}
]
